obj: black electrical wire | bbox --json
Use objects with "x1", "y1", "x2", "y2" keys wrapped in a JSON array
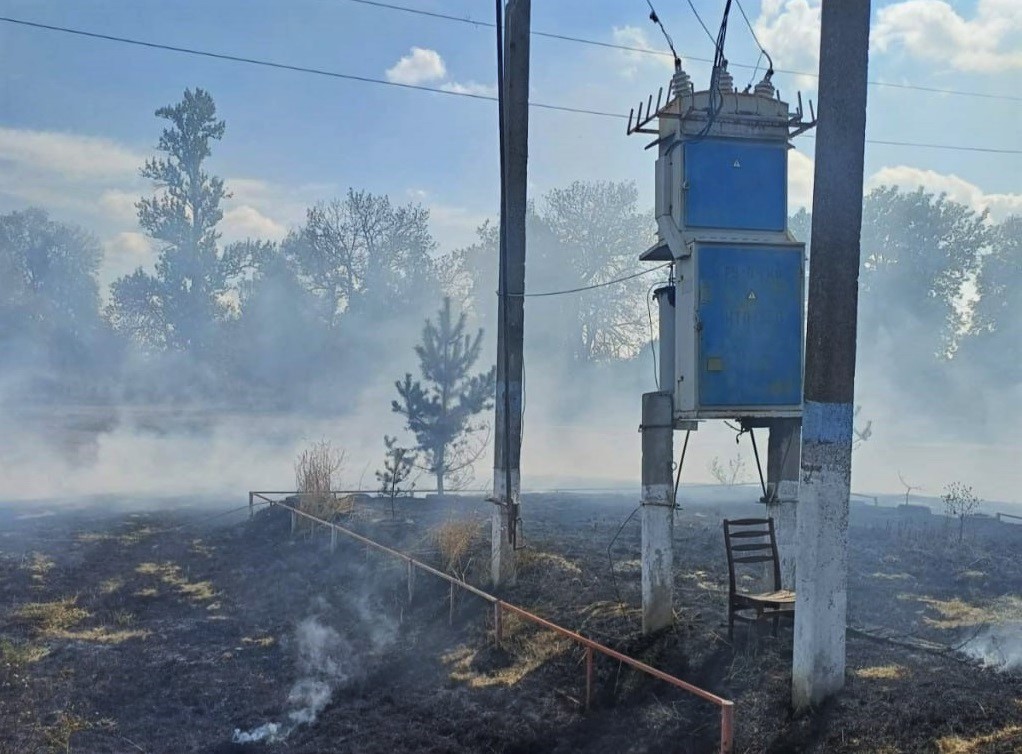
[
  {"x1": 607, "y1": 504, "x2": 641, "y2": 605},
  {"x1": 733, "y1": 0, "x2": 773, "y2": 73},
  {"x1": 0, "y1": 16, "x2": 1017, "y2": 153},
  {"x1": 684, "y1": 0, "x2": 717, "y2": 47},
  {"x1": 512, "y1": 263, "x2": 672, "y2": 298},
  {"x1": 699, "y1": 0, "x2": 734, "y2": 139},
  {"x1": 6, "y1": 12, "x2": 1020, "y2": 105},
  {"x1": 342, "y1": 0, "x2": 1021, "y2": 103},
  {"x1": 645, "y1": 0, "x2": 681, "y2": 67}
]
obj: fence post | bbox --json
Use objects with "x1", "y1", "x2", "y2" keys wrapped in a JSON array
[
  {"x1": 330, "y1": 527, "x2": 337, "y2": 553},
  {"x1": 719, "y1": 702, "x2": 735, "y2": 754},
  {"x1": 248, "y1": 492, "x2": 254, "y2": 520},
  {"x1": 449, "y1": 582, "x2": 455, "y2": 626},
  {"x1": 494, "y1": 602, "x2": 503, "y2": 647},
  {"x1": 585, "y1": 646, "x2": 594, "y2": 712},
  {"x1": 290, "y1": 509, "x2": 297, "y2": 536},
  {"x1": 407, "y1": 559, "x2": 415, "y2": 604}
]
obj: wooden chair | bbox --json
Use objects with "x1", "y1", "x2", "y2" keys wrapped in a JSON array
[{"x1": 722, "y1": 517, "x2": 795, "y2": 640}]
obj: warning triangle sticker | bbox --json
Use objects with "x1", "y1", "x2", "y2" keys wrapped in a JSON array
[
  {"x1": 747, "y1": 290, "x2": 757, "y2": 301},
  {"x1": 733, "y1": 160, "x2": 741, "y2": 168}
]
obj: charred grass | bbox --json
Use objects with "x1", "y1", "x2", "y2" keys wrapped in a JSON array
[{"x1": 0, "y1": 495, "x2": 1019, "y2": 753}]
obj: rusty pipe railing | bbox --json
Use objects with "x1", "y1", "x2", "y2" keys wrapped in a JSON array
[{"x1": 251, "y1": 493, "x2": 735, "y2": 754}]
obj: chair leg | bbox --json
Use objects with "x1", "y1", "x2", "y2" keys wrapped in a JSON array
[{"x1": 728, "y1": 610, "x2": 734, "y2": 642}]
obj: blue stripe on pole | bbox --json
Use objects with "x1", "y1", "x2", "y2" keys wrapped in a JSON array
[{"x1": 802, "y1": 400, "x2": 854, "y2": 444}]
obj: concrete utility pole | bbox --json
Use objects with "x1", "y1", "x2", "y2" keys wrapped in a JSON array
[
  {"x1": 641, "y1": 391, "x2": 674, "y2": 633},
  {"x1": 491, "y1": 0, "x2": 530, "y2": 587},
  {"x1": 765, "y1": 418, "x2": 800, "y2": 588},
  {"x1": 792, "y1": 0, "x2": 871, "y2": 710}
]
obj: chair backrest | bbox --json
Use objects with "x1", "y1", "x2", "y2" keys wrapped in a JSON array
[{"x1": 722, "y1": 517, "x2": 782, "y2": 595}]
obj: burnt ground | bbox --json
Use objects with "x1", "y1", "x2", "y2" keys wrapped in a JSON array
[{"x1": 0, "y1": 490, "x2": 1020, "y2": 753}]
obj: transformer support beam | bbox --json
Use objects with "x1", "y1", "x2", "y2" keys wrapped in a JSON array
[
  {"x1": 765, "y1": 418, "x2": 800, "y2": 589},
  {"x1": 792, "y1": 0, "x2": 871, "y2": 710},
  {"x1": 641, "y1": 391, "x2": 675, "y2": 634}
]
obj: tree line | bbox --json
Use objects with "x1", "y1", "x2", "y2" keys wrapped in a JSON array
[{"x1": 2, "y1": 88, "x2": 1019, "y2": 442}]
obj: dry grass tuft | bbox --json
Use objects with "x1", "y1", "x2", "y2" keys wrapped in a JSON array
[
  {"x1": 435, "y1": 519, "x2": 483, "y2": 575},
  {"x1": 242, "y1": 635, "x2": 276, "y2": 648},
  {"x1": 26, "y1": 553, "x2": 54, "y2": 585},
  {"x1": 443, "y1": 626, "x2": 571, "y2": 689},
  {"x1": 0, "y1": 639, "x2": 50, "y2": 666},
  {"x1": 13, "y1": 598, "x2": 90, "y2": 635},
  {"x1": 917, "y1": 595, "x2": 1022, "y2": 629},
  {"x1": 854, "y1": 664, "x2": 907, "y2": 680},
  {"x1": 40, "y1": 711, "x2": 116, "y2": 753},
  {"x1": 516, "y1": 549, "x2": 582, "y2": 578},
  {"x1": 56, "y1": 627, "x2": 150, "y2": 644},
  {"x1": 99, "y1": 577, "x2": 124, "y2": 595},
  {"x1": 936, "y1": 725, "x2": 1022, "y2": 753},
  {"x1": 136, "y1": 562, "x2": 217, "y2": 602},
  {"x1": 294, "y1": 492, "x2": 354, "y2": 524},
  {"x1": 871, "y1": 572, "x2": 914, "y2": 581}
]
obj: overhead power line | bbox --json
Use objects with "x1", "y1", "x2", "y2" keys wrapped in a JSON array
[
  {"x1": 1, "y1": 16, "x2": 1019, "y2": 156},
  {"x1": 515, "y1": 263, "x2": 672, "y2": 298},
  {"x1": 343, "y1": 0, "x2": 1021, "y2": 104}
]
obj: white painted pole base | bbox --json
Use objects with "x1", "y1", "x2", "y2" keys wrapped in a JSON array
[
  {"x1": 491, "y1": 468, "x2": 519, "y2": 587},
  {"x1": 641, "y1": 392, "x2": 674, "y2": 634},
  {"x1": 641, "y1": 499, "x2": 674, "y2": 633},
  {"x1": 792, "y1": 403, "x2": 853, "y2": 710}
]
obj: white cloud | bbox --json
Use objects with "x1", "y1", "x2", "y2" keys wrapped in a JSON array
[
  {"x1": 221, "y1": 205, "x2": 288, "y2": 243},
  {"x1": 867, "y1": 165, "x2": 1022, "y2": 220},
  {"x1": 101, "y1": 231, "x2": 154, "y2": 283},
  {"x1": 385, "y1": 47, "x2": 447, "y2": 85},
  {"x1": 385, "y1": 47, "x2": 495, "y2": 97},
  {"x1": 99, "y1": 190, "x2": 139, "y2": 224},
  {"x1": 0, "y1": 126, "x2": 142, "y2": 180},
  {"x1": 873, "y1": 0, "x2": 1022, "y2": 73},
  {"x1": 788, "y1": 148, "x2": 815, "y2": 210},
  {"x1": 754, "y1": 0, "x2": 822, "y2": 90},
  {"x1": 611, "y1": 25, "x2": 673, "y2": 77},
  {"x1": 440, "y1": 81, "x2": 497, "y2": 97},
  {"x1": 428, "y1": 203, "x2": 487, "y2": 251},
  {"x1": 406, "y1": 188, "x2": 486, "y2": 251}
]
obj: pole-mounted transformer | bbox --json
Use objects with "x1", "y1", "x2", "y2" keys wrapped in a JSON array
[{"x1": 630, "y1": 63, "x2": 815, "y2": 425}]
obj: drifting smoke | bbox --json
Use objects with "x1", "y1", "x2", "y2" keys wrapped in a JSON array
[
  {"x1": 232, "y1": 618, "x2": 352, "y2": 743},
  {"x1": 233, "y1": 598, "x2": 397, "y2": 744},
  {"x1": 960, "y1": 623, "x2": 1022, "y2": 672}
]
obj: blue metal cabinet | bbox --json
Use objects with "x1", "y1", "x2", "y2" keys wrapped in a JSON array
[
  {"x1": 696, "y1": 245, "x2": 803, "y2": 408},
  {"x1": 684, "y1": 140, "x2": 787, "y2": 231}
]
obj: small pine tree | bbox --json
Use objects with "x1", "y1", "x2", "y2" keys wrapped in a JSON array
[
  {"x1": 376, "y1": 435, "x2": 416, "y2": 518},
  {"x1": 392, "y1": 298, "x2": 495, "y2": 496}
]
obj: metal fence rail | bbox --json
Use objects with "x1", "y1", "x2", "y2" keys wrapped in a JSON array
[{"x1": 249, "y1": 491, "x2": 735, "y2": 754}]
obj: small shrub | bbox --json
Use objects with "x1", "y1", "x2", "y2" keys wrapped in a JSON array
[
  {"x1": 708, "y1": 454, "x2": 748, "y2": 486},
  {"x1": 942, "y1": 482, "x2": 981, "y2": 543},
  {"x1": 295, "y1": 440, "x2": 344, "y2": 495},
  {"x1": 435, "y1": 519, "x2": 482, "y2": 577},
  {"x1": 293, "y1": 441, "x2": 350, "y2": 528}
]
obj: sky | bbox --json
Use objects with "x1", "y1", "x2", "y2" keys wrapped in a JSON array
[{"x1": 0, "y1": 0, "x2": 1020, "y2": 287}]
